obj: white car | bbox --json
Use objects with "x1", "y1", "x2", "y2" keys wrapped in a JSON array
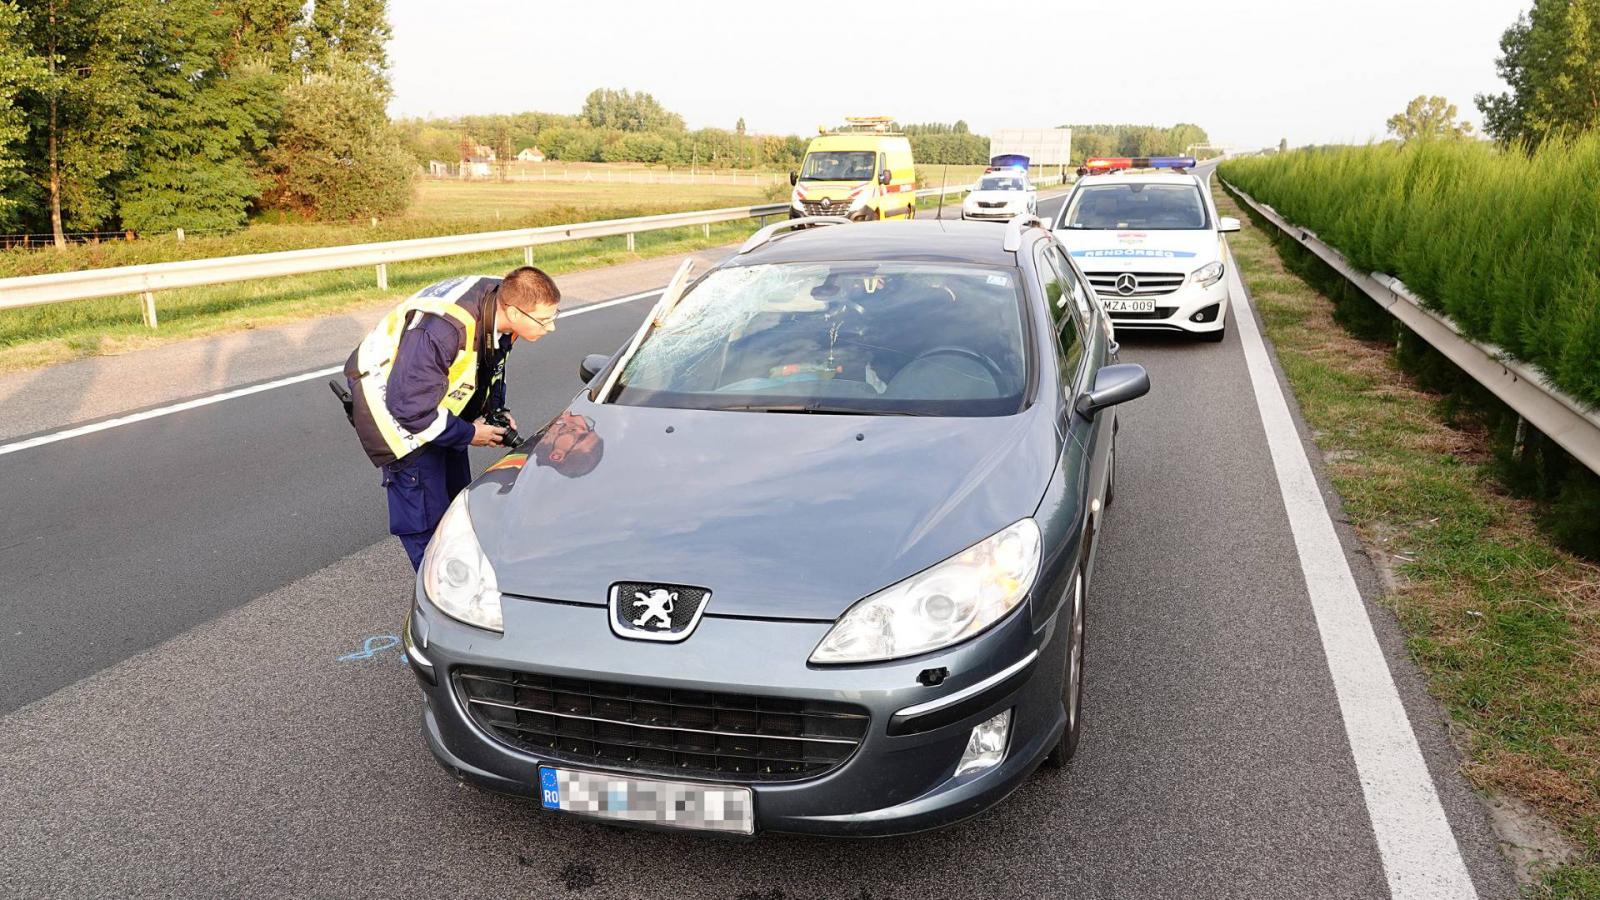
[
  {"x1": 1051, "y1": 172, "x2": 1239, "y2": 341},
  {"x1": 961, "y1": 172, "x2": 1037, "y2": 221}
]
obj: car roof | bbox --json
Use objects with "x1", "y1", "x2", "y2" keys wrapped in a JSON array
[
  {"x1": 1075, "y1": 172, "x2": 1199, "y2": 187},
  {"x1": 731, "y1": 220, "x2": 1037, "y2": 268}
]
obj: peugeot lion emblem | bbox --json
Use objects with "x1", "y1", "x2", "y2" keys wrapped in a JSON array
[
  {"x1": 608, "y1": 582, "x2": 711, "y2": 643},
  {"x1": 1114, "y1": 273, "x2": 1138, "y2": 296},
  {"x1": 631, "y1": 589, "x2": 676, "y2": 630}
]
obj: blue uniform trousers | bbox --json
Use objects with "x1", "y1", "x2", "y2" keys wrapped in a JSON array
[{"x1": 383, "y1": 444, "x2": 472, "y2": 570}]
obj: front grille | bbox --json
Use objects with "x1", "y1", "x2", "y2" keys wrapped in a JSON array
[
  {"x1": 1086, "y1": 271, "x2": 1187, "y2": 298},
  {"x1": 799, "y1": 199, "x2": 851, "y2": 217},
  {"x1": 977, "y1": 200, "x2": 1011, "y2": 209},
  {"x1": 455, "y1": 666, "x2": 870, "y2": 783}
]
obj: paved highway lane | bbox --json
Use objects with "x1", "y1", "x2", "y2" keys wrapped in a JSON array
[
  {"x1": 0, "y1": 295, "x2": 661, "y2": 710},
  {"x1": 0, "y1": 185, "x2": 1520, "y2": 898}
]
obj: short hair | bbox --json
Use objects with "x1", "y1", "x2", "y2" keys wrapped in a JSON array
[{"x1": 500, "y1": 266, "x2": 560, "y2": 311}]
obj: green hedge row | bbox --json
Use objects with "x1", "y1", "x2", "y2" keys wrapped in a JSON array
[{"x1": 1219, "y1": 137, "x2": 1600, "y2": 408}]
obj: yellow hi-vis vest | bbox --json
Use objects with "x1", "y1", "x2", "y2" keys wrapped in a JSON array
[{"x1": 352, "y1": 288, "x2": 483, "y2": 462}]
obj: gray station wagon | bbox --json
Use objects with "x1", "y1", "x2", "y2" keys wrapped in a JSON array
[{"x1": 403, "y1": 214, "x2": 1150, "y2": 835}]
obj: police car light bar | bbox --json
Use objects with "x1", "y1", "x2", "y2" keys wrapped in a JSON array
[{"x1": 1083, "y1": 156, "x2": 1197, "y2": 172}]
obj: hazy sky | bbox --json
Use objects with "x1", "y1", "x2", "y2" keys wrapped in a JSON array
[{"x1": 388, "y1": 0, "x2": 1526, "y2": 149}]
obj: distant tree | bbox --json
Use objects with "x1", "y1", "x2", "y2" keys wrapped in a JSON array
[
  {"x1": 1279, "y1": 137, "x2": 1289, "y2": 153},
  {"x1": 735, "y1": 117, "x2": 745, "y2": 136},
  {"x1": 1476, "y1": 0, "x2": 1600, "y2": 146},
  {"x1": 1386, "y1": 95, "x2": 1475, "y2": 142},
  {"x1": 0, "y1": 1, "x2": 45, "y2": 231},
  {"x1": 262, "y1": 59, "x2": 413, "y2": 219},
  {"x1": 580, "y1": 88, "x2": 684, "y2": 132}
]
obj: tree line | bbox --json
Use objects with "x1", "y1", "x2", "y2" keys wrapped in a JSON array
[
  {"x1": 1066, "y1": 124, "x2": 1215, "y2": 159},
  {"x1": 0, "y1": 0, "x2": 409, "y2": 244}
]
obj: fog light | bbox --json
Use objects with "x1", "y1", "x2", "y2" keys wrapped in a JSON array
[{"x1": 954, "y1": 709, "x2": 1012, "y2": 777}]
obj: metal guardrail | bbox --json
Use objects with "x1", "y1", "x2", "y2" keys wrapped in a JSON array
[
  {"x1": 0, "y1": 182, "x2": 988, "y2": 327},
  {"x1": 1223, "y1": 180, "x2": 1600, "y2": 477}
]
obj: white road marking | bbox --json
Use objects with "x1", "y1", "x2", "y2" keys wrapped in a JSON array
[
  {"x1": 1223, "y1": 234, "x2": 1479, "y2": 896},
  {"x1": 0, "y1": 287, "x2": 662, "y2": 458}
]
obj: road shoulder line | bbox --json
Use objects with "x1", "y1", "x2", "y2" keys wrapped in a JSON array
[{"x1": 1225, "y1": 242, "x2": 1479, "y2": 899}]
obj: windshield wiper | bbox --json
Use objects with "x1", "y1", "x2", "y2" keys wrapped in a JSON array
[{"x1": 708, "y1": 403, "x2": 926, "y2": 416}]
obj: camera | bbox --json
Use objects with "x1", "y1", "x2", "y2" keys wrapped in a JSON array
[{"x1": 483, "y1": 408, "x2": 521, "y2": 448}]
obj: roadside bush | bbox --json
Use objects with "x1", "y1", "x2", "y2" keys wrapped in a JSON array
[
  {"x1": 1224, "y1": 172, "x2": 1600, "y2": 560},
  {"x1": 1219, "y1": 135, "x2": 1600, "y2": 408}
]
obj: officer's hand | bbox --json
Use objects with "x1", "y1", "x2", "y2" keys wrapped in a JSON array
[{"x1": 471, "y1": 421, "x2": 509, "y2": 447}]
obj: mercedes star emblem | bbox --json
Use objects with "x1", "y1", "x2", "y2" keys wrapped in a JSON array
[{"x1": 1114, "y1": 273, "x2": 1138, "y2": 296}]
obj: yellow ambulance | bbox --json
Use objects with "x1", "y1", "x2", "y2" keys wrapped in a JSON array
[{"x1": 788, "y1": 118, "x2": 918, "y2": 221}]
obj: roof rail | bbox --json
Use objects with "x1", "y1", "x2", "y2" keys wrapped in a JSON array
[
  {"x1": 1002, "y1": 214, "x2": 1047, "y2": 252},
  {"x1": 737, "y1": 216, "x2": 851, "y2": 255}
]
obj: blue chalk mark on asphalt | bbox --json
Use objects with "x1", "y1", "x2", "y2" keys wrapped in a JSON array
[{"x1": 338, "y1": 634, "x2": 400, "y2": 661}]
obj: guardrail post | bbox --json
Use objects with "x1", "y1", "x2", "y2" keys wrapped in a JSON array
[
  {"x1": 524, "y1": 246, "x2": 534, "y2": 266},
  {"x1": 376, "y1": 263, "x2": 388, "y2": 290},
  {"x1": 703, "y1": 223, "x2": 710, "y2": 239},
  {"x1": 175, "y1": 228, "x2": 184, "y2": 243},
  {"x1": 140, "y1": 292, "x2": 158, "y2": 328},
  {"x1": 626, "y1": 233, "x2": 635, "y2": 252}
]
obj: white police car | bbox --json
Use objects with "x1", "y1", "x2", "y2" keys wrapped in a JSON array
[
  {"x1": 961, "y1": 171, "x2": 1037, "y2": 221},
  {"x1": 1051, "y1": 162, "x2": 1238, "y2": 341}
]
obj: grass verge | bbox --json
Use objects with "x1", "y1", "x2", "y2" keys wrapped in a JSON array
[
  {"x1": 1215, "y1": 182, "x2": 1600, "y2": 897},
  {"x1": 0, "y1": 218, "x2": 764, "y2": 374}
]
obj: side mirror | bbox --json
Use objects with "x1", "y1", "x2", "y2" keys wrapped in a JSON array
[
  {"x1": 1075, "y1": 363, "x2": 1150, "y2": 418},
  {"x1": 878, "y1": 168, "x2": 891, "y2": 185},
  {"x1": 789, "y1": 171, "x2": 798, "y2": 186},
  {"x1": 1218, "y1": 216, "x2": 1240, "y2": 233},
  {"x1": 579, "y1": 353, "x2": 612, "y2": 384}
]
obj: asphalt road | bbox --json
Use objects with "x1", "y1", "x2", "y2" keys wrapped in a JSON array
[{"x1": 0, "y1": 178, "x2": 1521, "y2": 899}]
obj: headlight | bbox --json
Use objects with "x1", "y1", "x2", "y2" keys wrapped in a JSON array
[
  {"x1": 810, "y1": 518, "x2": 1041, "y2": 664},
  {"x1": 420, "y1": 491, "x2": 503, "y2": 632},
  {"x1": 1192, "y1": 261, "x2": 1225, "y2": 287}
]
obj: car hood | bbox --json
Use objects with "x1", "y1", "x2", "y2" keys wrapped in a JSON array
[
  {"x1": 469, "y1": 395, "x2": 1059, "y2": 621},
  {"x1": 1054, "y1": 228, "x2": 1219, "y2": 271},
  {"x1": 966, "y1": 190, "x2": 1030, "y2": 205}
]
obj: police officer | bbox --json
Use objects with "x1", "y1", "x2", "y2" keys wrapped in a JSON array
[{"x1": 343, "y1": 266, "x2": 561, "y2": 569}]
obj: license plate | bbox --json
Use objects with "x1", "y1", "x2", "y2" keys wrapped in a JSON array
[
  {"x1": 538, "y1": 766, "x2": 754, "y2": 834},
  {"x1": 1104, "y1": 298, "x2": 1156, "y2": 313}
]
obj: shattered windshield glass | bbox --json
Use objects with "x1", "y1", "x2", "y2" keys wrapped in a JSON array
[{"x1": 613, "y1": 262, "x2": 1030, "y2": 417}]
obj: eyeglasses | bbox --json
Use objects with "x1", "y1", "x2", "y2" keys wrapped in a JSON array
[{"x1": 512, "y1": 306, "x2": 557, "y2": 331}]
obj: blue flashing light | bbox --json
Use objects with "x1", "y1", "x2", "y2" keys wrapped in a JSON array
[{"x1": 1148, "y1": 156, "x2": 1197, "y2": 169}]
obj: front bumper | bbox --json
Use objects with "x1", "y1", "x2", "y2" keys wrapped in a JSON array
[
  {"x1": 1096, "y1": 274, "x2": 1229, "y2": 335},
  {"x1": 406, "y1": 589, "x2": 1069, "y2": 836},
  {"x1": 962, "y1": 205, "x2": 1027, "y2": 221}
]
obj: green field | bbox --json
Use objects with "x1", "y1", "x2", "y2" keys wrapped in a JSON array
[{"x1": 0, "y1": 176, "x2": 778, "y2": 278}]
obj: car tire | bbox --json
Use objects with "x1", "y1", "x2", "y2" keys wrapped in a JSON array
[
  {"x1": 1043, "y1": 571, "x2": 1086, "y2": 768},
  {"x1": 907, "y1": 203, "x2": 916, "y2": 220}
]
